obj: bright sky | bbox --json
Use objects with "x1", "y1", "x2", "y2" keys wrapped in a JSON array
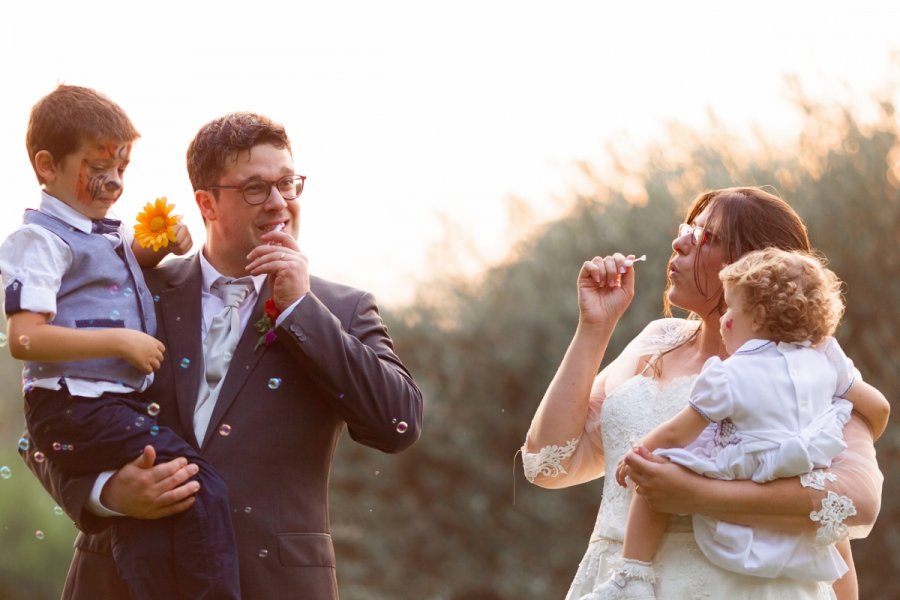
[{"x1": 2, "y1": 1, "x2": 897, "y2": 305}]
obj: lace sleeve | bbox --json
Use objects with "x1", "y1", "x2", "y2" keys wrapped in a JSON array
[
  {"x1": 800, "y1": 414, "x2": 883, "y2": 542},
  {"x1": 522, "y1": 438, "x2": 578, "y2": 482},
  {"x1": 522, "y1": 373, "x2": 607, "y2": 489}
]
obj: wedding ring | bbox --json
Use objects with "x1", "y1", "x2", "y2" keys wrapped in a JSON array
[{"x1": 280, "y1": 252, "x2": 286, "y2": 260}]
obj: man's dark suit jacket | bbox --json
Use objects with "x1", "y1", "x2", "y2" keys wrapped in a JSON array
[{"x1": 26, "y1": 254, "x2": 423, "y2": 599}]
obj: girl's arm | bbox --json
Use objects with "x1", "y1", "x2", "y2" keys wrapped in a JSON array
[
  {"x1": 842, "y1": 380, "x2": 889, "y2": 440},
  {"x1": 616, "y1": 405, "x2": 708, "y2": 486},
  {"x1": 624, "y1": 413, "x2": 883, "y2": 535},
  {"x1": 641, "y1": 405, "x2": 709, "y2": 452}
]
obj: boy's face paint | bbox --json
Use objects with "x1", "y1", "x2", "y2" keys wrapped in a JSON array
[{"x1": 46, "y1": 139, "x2": 132, "y2": 220}]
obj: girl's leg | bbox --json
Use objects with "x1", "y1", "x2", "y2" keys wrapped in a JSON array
[{"x1": 621, "y1": 492, "x2": 668, "y2": 562}]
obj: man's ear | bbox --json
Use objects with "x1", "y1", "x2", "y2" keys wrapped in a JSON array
[
  {"x1": 751, "y1": 304, "x2": 767, "y2": 332},
  {"x1": 34, "y1": 150, "x2": 57, "y2": 183},
  {"x1": 195, "y1": 189, "x2": 217, "y2": 221}
]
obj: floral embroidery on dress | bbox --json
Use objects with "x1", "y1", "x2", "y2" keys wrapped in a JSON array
[
  {"x1": 648, "y1": 320, "x2": 696, "y2": 349},
  {"x1": 799, "y1": 469, "x2": 837, "y2": 491},
  {"x1": 713, "y1": 418, "x2": 740, "y2": 448},
  {"x1": 809, "y1": 491, "x2": 857, "y2": 545},
  {"x1": 521, "y1": 438, "x2": 578, "y2": 482}
]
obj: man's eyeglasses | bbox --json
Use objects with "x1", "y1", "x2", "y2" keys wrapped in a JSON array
[
  {"x1": 678, "y1": 223, "x2": 715, "y2": 246},
  {"x1": 206, "y1": 175, "x2": 306, "y2": 205}
]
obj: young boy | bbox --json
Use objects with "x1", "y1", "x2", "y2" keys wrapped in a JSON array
[{"x1": 1, "y1": 85, "x2": 240, "y2": 600}]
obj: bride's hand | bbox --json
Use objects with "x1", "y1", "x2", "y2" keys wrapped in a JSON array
[
  {"x1": 624, "y1": 445, "x2": 699, "y2": 514},
  {"x1": 615, "y1": 457, "x2": 629, "y2": 487},
  {"x1": 577, "y1": 253, "x2": 637, "y2": 327}
]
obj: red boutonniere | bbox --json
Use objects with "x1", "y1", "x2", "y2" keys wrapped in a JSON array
[{"x1": 254, "y1": 298, "x2": 282, "y2": 350}]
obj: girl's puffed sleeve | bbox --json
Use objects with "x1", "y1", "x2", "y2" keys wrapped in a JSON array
[
  {"x1": 821, "y1": 337, "x2": 856, "y2": 397},
  {"x1": 688, "y1": 356, "x2": 733, "y2": 422}
]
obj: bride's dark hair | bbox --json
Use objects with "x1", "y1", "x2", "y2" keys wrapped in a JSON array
[
  {"x1": 648, "y1": 187, "x2": 813, "y2": 377},
  {"x1": 663, "y1": 186, "x2": 812, "y2": 319}
]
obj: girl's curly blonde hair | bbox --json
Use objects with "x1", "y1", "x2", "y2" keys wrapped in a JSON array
[{"x1": 719, "y1": 247, "x2": 844, "y2": 345}]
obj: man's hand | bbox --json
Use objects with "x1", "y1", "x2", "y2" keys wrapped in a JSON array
[
  {"x1": 623, "y1": 445, "x2": 701, "y2": 514},
  {"x1": 100, "y1": 445, "x2": 199, "y2": 519},
  {"x1": 246, "y1": 228, "x2": 310, "y2": 310}
]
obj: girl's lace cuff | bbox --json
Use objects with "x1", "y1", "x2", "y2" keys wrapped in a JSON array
[{"x1": 521, "y1": 438, "x2": 577, "y2": 482}]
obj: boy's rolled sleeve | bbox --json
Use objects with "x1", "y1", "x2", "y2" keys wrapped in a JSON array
[{"x1": 0, "y1": 225, "x2": 71, "y2": 318}]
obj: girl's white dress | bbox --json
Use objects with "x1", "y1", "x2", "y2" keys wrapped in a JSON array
[
  {"x1": 655, "y1": 337, "x2": 854, "y2": 581},
  {"x1": 522, "y1": 319, "x2": 878, "y2": 600}
]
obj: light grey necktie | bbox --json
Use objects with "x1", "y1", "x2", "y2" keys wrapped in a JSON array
[{"x1": 194, "y1": 278, "x2": 253, "y2": 444}]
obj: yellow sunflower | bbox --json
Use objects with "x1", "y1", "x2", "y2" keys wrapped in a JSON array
[{"x1": 134, "y1": 197, "x2": 180, "y2": 251}]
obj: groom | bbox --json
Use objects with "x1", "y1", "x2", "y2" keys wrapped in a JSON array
[{"x1": 24, "y1": 111, "x2": 423, "y2": 599}]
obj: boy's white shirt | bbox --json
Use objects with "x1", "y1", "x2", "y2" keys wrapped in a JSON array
[{"x1": 0, "y1": 191, "x2": 149, "y2": 397}]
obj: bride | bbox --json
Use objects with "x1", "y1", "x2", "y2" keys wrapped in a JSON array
[{"x1": 522, "y1": 187, "x2": 887, "y2": 599}]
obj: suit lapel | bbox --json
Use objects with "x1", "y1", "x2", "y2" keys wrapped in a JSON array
[
  {"x1": 201, "y1": 280, "x2": 271, "y2": 448},
  {"x1": 155, "y1": 257, "x2": 204, "y2": 447}
]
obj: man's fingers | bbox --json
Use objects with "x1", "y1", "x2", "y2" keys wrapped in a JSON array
[
  {"x1": 157, "y1": 479, "x2": 201, "y2": 507},
  {"x1": 131, "y1": 445, "x2": 156, "y2": 469},
  {"x1": 153, "y1": 495, "x2": 197, "y2": 519},
  {"x1": 158, "y1": 462, "x2": 199, "y2": 490},
  {"x1": 148, "y1": 456, "x2": 190, "y2": 483}
]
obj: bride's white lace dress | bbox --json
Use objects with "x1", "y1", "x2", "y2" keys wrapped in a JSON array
[{"x1": 521, "y1": 319, "x2": 873, "y2": 599}]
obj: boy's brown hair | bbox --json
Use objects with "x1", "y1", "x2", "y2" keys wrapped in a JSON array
[{"x1": 25, "y1": 84, "x2": 140, "y2": 184}]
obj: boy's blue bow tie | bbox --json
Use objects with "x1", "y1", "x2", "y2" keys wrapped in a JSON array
[{"x1": 91, "y1": 218, "x2": 121, "y2": 235}]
